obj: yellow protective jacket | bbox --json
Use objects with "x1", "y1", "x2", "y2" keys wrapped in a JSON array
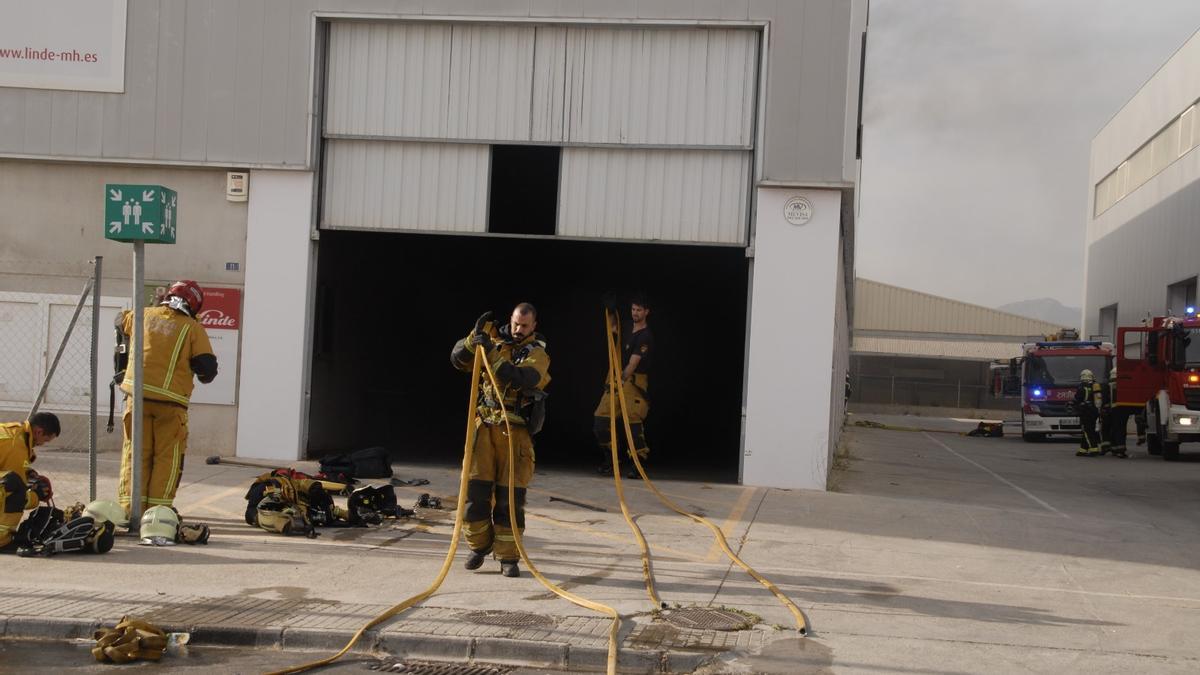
[
  {"x1": 120, "y1": 306, "x2": 216, "y2": 407},
  {"x1": 452, "y1": 328, "x2": 550, "y2": 426},
  {"x1": 0, "y1": 421, "x2": 38, "y2": 509}
]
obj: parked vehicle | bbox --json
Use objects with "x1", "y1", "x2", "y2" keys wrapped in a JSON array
[{"x1": 1116, "y1": 314, "x2": 1200, "y2": 460}]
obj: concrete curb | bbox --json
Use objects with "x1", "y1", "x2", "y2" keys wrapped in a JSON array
[{"x1": 1, "y1": 614, "x2": 721, "y2": 673}]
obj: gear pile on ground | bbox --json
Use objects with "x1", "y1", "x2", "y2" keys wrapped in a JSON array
[
  {"x1": 92, "y1": 617, "x2": 167, "y2": 664},
  {"x1": 244, "y1": 468, "x2": 409, "y2": 537}
]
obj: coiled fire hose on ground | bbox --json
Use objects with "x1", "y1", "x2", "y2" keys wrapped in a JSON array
[
  {"x1": 602, "y1": 309, "x2": 811, "y2": 636},
  {"x1": 269, "y1": 344, "x2": 620, "y2": 675}
]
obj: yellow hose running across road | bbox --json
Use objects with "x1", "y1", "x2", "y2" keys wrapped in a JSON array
[
  {"x1": 603, "y1": 310, "x2": 811, "y2": 636},
  {"x1": 268, "y1": 343, "x2": 622, "y2": 675}
]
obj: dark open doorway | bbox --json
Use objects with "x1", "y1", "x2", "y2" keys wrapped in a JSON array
[{"x1": 309, "y1": 230, "x2": 748, "y2": 481}]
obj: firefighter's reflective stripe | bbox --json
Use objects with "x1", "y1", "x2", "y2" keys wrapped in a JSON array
[
  {"x1": 162, "y1": 324, "x2": 190, "y2": 390},
  {"x1": 162, "y1": 441, "x2": 182, "y2": 502},
  {"x1": 142, "y1": 384, "x2": 189, "y2": 406}
]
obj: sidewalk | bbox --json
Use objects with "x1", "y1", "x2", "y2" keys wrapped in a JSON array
[{"x1": 7, "y1": 427, "x2": 1200, "y2": 673}]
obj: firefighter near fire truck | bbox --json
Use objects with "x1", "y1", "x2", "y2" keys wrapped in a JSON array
[{"x1": 1073, "y1": 369, "x2": 1106, "y2": 457}]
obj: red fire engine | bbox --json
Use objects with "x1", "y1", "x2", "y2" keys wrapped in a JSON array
[
  {"x1": 1012, "y1": 331, "x2": 1113, "y2": 442},
  {"x1": 1115, "y1": 314, "x2": 1200, "y2": 460}
]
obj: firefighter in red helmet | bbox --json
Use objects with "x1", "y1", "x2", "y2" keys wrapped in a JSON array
[{"x1": 115, "y1": 280, "x2": 218, "y2": 517}]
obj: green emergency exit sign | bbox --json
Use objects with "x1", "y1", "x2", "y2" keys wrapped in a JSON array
[{"x1": 104, "y1": 184, "x2": 178, "y2": 244}]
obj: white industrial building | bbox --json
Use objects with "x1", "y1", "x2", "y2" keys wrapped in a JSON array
[
  {"x1": 1085, "y1": 26, "x2": 1200, "y2": 338},
  {"x1": 0, "y1": 1, "x2": 867, "y2": 490}
]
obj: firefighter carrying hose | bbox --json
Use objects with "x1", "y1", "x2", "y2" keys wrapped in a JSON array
[
  {"x1": 450, "y1": 303, "x2": 550, "y2": 578},
  {"x1": 1074, "y1": 369, "x2": 1106, "y2": 457},
  {"x1": 116, "y1": 280, "x2": 217, "y2": 517},
  {"x1": 594, "y1": 293, "x2": 655, "y2": 478},
  {"x1": 0, "y1": 412, "x2": 60, "y2": 551}
]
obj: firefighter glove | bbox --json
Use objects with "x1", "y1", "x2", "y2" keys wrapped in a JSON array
[
  {"x1": 470, "y1": 331, "x2": 494, "y2": 355},
  {"x1": 473, "y1": 311, "x2": 494, "y2": 335},
  {"x1": 28, "y1": 472, "x2": 52, "y2": 502}
]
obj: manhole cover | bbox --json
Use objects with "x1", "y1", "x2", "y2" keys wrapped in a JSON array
[
  {"x1": 459, "y1": 609, "x2": 554, "y2": 628},
  {"x1": 660, "y1": 608, "x2": 756, "y2": 631},
  {"x1": 371, "y1": 661, "x2": 511, "y2": 675}
]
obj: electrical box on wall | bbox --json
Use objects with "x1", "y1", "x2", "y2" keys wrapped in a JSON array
[{"x1": 226, "y1": 172, "x2": 249, "y2": 202}]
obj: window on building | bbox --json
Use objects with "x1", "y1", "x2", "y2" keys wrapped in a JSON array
[
  {"x1": 1094, "y1": 98, "x2": 1200, "y2": 217},
  {"x1": 1167, "y1": 277, "x2": 1198, "y2": 316},
  {"x1": 487, "y1": 145, "x2": 560, "y2": 236}
]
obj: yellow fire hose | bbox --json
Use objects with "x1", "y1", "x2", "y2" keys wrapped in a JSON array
[
  {"x1": 269, "y1": 344, "x2": 620, "y2": 675},
  {"x1": 603, "y1": 311, "x2": 664, "y2": 609},
  {"x1": 602, "y1": 309, "x2": 810, "y2": 636}
]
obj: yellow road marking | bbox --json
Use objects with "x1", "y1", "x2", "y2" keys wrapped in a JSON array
[
  {"x1": 705, "y1": 486, "x2": 759, "y2": 562},
  {"x1": 176, "y1": 485, "x2": 245, "y2": 513}
]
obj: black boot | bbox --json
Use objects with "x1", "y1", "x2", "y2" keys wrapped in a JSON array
[
  {"x1": 465, "y1": 546, "x2": 491, "y2": 570},
  {"x1": 500, "y1": 560, "x2": 521, "y2": 578}
]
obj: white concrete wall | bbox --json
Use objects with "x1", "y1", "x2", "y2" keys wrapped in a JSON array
[
  {"x1": 743, "y1": 187, "x2": 842, "y2": 490},
  {"x1": 236, "y1": 171, "x2": 315, "y2": 461}
]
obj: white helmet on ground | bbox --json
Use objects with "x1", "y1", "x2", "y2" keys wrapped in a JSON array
[
  {"x1": 84, "y1": 500, "x2": 128, "y2": 528},
  {"x1": 139, "y1": 505, "x2": 179, "y2": 546}
]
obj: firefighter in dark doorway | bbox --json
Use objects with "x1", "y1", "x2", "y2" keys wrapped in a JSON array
[
  {"x1": 1074, "y1": 369, "x2": 1105, "y2": 457},
  {"x1": 0, "y1": 412, "x2": 59, "y2": 550},
  {"x1": 116, "y1": 280, "x2": 217, "y2": 517},
  {"x1": 594, "y1": 293, "x2": 655, "y2": 479},
  {"x1": 450, "y1": 303, "x2": 550, "y2": 579}
]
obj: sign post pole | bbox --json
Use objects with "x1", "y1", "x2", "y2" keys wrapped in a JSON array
[{"x1": 130, "y1": 241, "x2": 144, "y2": 530}]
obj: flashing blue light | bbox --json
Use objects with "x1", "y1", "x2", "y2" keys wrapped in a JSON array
[
  {"x1": 1188, "y1": 306, "x2": 1196, "y2": 315},
  {"x1": 1032, "y1": 388, "x2": 1043, "y2": 397}
]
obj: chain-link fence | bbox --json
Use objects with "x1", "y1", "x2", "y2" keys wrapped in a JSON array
[
  {"x1": 852, "y1": 374, "x2": 1016, "y2": 411},
  {"x1": 0, "y1": 256, "x2": 123, "y2": 500}
]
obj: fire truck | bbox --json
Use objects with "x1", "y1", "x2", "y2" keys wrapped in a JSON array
[
  {"x1": 1010, "y1": 330, "x2": 1114, "y2": 442},
  {"x1": 1115, "y1": 314, "x2": 1200, "y2": 461}
]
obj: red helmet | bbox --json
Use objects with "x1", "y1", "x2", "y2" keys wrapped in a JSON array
[{"x1": 166, "y1": 280, "x2": 204, "y2": 314}]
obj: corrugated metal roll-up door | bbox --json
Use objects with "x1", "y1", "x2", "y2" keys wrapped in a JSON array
[
  {"x1": 325, "y1": 22, "x2": 537, "y2": 142},
  {"x1": 320, "y1": 20, "x2": 758, "y2": 242},
  {"x1": 558, "y1": 148, "x2": 750, "y2": 244},
  {"x1": 321, "y1": 140, "x2": 489, "y2": 233},
  {"x1": 560, "y1": 26, "x2": 758, "y2": 147}
]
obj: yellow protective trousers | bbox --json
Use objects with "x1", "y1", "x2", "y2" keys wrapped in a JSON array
[
  {"x1": 464, "y1": 422, "x2": 534, "y2": 561},
  {"x1": 0, "y1": 470, "x2": 29, "y2": 548},
  {"x1": 119, "y1": 397, "x2": 188, "y2": 513},
  {"x1": 593, "y1": 374, "x2": 650, "y2": 460}
]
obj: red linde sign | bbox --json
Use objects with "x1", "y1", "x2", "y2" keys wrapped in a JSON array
[{"x1": 198, "y1": 288, "x2": 241, "y2": 331}]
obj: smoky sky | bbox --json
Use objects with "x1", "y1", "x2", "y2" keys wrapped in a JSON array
[{"x1": 858, "y1": 1, "x2": 1200, "y2": 308}]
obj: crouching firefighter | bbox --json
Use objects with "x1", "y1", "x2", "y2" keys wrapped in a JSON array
[
  {"x1": 0, "y1": 412, "x2": 60, "y2": 552},
  {"x1": 114, "y1": 280, "x2": 217, "y2": 518},
  {"x1": 450, "y1": 304, "x2": 550, "y2": 578}
]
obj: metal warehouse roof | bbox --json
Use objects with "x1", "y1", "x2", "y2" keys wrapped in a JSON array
[
  {"x1": 854, "y1": 279, "x2": 1067, "y2": 337},
  {"x1": 852, "y1": 279, "x2": 1068, "y2": 362}
]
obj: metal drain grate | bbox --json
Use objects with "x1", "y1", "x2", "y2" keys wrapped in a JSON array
[
  {"x1": 659, "y1": 608, "x2": 756, "y2": 631},
  {"x1": 370, "y1": 661, "x2": 511, "y2": 675},
  {"x1": 459, "y1": 609, "x2": 554, "y2": 628}
]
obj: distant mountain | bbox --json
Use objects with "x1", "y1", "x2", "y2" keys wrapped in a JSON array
[{"x1": 997, "y1": 298, "x2": 1081, "y2": 329}]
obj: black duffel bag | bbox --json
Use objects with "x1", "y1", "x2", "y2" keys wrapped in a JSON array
[{"x1": 319, "y1": 446, "x2": 392, "y2": 479}]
